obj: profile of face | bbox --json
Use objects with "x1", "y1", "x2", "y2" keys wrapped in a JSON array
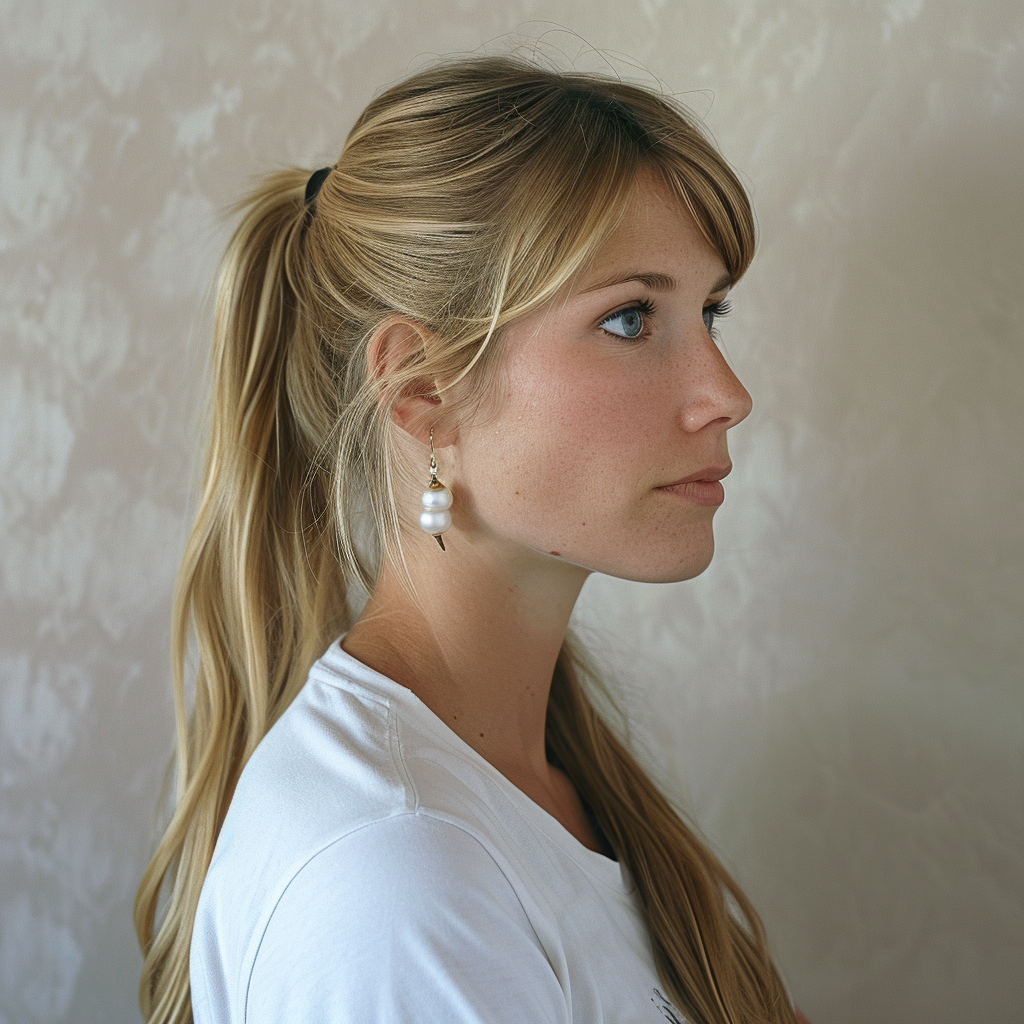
[{"x1": 444, "y1": 169, "x2": 753, "y2": 585}]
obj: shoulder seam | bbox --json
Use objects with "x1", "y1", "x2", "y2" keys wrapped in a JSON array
[
  {"x1": 242, "y1": 812, "x2": 418, "y2": 1021},
  {"x1": 241, "y1": 812, "x2": 543, "y2": 1021},
  {"x1": 390, "y1": 704, "x2": 421, "y2": 813},
  {"x1": 415, "y1": 809, "x2": 545, "y2": 952}
]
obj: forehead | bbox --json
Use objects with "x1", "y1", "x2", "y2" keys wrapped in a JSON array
[{"x1": 576, "y1": 169, "x2": 726, "y2": 291}]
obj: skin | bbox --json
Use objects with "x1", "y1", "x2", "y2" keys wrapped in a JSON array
[{"x1": 343, "y1": 169, "x2": 752, "y2": 854}]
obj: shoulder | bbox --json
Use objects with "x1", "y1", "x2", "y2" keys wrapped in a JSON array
[
  {"x1": 245, "y1": 812, "x2": 566, "y2": 1023},
  {"x1": 190, "y1": 675, "x2": 414, "y2": 1021},
  {"x1": 191, "y1": 666, "x2": 568, "y2": 1023},
  {"x1": 260, "y1": 811, "x2": 524, "y2": 934},
  {"x1": 212, "y1": 674, "x2": 413, "y2": 867}
]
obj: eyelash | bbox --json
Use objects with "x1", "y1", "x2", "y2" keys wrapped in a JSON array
[
  {"x1": 704, "y1": 298, "x2": 733, "y2": 339},
  {"x1": 598, "y1": 297, "x2": 734, "y2": 341},
  {"x1": 598, "y1": 298, "x2": 657, "y2": 341}
]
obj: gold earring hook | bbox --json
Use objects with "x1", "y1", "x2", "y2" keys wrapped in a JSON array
[{"x1": 426, "y1": 425, "x2": 446, "y2": 550}]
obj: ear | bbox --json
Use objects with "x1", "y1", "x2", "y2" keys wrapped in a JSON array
[{"x1": 365, "y1": 317, "x2": 455, "y2": 446}]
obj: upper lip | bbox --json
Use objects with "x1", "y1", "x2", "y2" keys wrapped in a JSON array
[{"x1": 658, "y1": 464, "x2": 732, "y2": 486}]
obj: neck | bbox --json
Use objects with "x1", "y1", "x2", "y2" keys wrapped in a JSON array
[{"x1": 342, "y1": 536, "x2": 589, "y2": 781}]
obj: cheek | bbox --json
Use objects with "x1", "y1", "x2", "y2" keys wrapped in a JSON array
[{"x1": 457, "y1": 341, "x2": 661, "y2": 542}]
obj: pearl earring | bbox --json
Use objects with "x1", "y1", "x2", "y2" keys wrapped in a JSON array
[{"x1": 419, "y1": 427, "x2": 452, "y2": 551}]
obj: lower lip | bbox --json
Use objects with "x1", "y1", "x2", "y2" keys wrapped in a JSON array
[{"x1": 656, "y1": 480, "x2": 725, "y2": 506}]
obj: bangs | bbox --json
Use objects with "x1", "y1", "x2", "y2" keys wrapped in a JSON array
[
  {"x1": 655, "y1": 156, "x2": 756, "y2": 284},
  {"x1": 487, "y1": 80, "x2": 755, "y2": 326},
  {"x1": 487, "y1": 95, "x2": 651, "y2": 322}
]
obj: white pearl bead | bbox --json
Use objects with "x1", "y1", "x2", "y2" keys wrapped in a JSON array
[
  {"x1": 421, "y1": 486, "x2": 453, "y2": 510},
  {"x1": 419, "y1": 508, "x2": 452, "y2": 536}
]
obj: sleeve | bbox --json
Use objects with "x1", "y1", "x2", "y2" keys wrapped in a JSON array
[{"x1": 245, "y1": 812, "x2": 568, "y2": 1024}]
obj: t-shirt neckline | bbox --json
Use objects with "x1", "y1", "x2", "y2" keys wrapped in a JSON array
[{"x1": 319, "y1": 636, "x2": 633, "y2": 896}]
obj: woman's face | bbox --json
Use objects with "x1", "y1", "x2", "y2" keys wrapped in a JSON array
[{"x1": 450, "y1": 170, "x2": 753, "y2": 584}]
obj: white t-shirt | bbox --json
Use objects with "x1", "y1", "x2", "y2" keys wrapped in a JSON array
[{"x1": 190, "y1": 637, "x2": 687, "y2": 1023}]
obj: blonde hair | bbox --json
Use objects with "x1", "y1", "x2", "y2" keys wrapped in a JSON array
[{"x1": 135, "y1": 55, "x2": 793, "y2": 1024}]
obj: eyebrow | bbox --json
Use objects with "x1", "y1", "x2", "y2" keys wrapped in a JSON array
[{"x1": 580, "y1": 270, "x2": 732, "y2": 295}]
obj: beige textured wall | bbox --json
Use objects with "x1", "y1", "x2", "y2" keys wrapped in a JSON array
[{"x1": 2, "y1": 1, "x2": 1021, "y2": 1021}]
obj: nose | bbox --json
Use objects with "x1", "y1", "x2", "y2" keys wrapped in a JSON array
[{"x1": 677, "y1": 328, "x2": 753, "y2": 433}]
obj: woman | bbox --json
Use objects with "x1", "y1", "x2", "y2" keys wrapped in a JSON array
[{"x1": 135, "y1": 55, "x2": 810, "y2": 1024}]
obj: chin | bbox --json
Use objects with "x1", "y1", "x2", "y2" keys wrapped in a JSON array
[
  {"x1": 646, "y1": 551, "x2": 715, "y2": 585},
  {"x1": 596, "y1": 530, "x2": 717, "y2": 585}
]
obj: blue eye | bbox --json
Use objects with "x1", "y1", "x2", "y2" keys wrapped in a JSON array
[
  {"x1": 703, "y1": 298, "x2": 733, "y2": 334},
  {"x1": 600, "y1": 300, "x2": 654, "y2": 340}
]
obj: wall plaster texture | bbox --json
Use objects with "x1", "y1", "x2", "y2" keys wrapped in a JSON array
[{"x1": 1, "y1": 1, "x2": 1022, "y2": 1021}]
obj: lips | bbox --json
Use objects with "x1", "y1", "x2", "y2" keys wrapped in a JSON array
[
  {"x1": 655, "y1": 465, "x2": 731, "y2": 507},
  {"x1": 658, "y1": 464, "x2": 732, "y2": 487}
]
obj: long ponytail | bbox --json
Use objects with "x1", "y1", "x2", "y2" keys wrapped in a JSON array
[
  {"x1": 133, "y1": 170, "x2": 349, "y2": 1023},
  {"x1": 136, "y1": 56, "x2": 794, "y2": 1024}
]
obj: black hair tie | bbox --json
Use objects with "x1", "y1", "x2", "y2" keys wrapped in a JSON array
[{"x1": 304, "y1": 166, "x2": 333, "y2": 207}]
